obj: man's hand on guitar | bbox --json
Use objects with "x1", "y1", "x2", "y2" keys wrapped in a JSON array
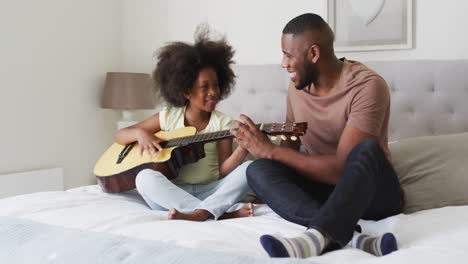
[
  {"x1": 135, "y1": 128, "x2": 164, "y2": 157},
  {"x1": 231, "y1": 114, "x2": 275, "y2": 159}
]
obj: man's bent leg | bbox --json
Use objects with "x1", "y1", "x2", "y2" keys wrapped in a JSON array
[
  {"x1": 312, "y1": 139, "x2": 402, "y2": 247},
  {"x1": 247, "y1": 159, "x2": 332, "y2": 226},
  {"x1": 247, "y1": 159, "x2": 333, "y2": 258}
]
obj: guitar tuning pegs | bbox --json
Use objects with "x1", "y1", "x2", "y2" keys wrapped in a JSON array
[
  {"x1": 290, "y1": 136, "x2": 298, "y2": 141},
  {"x1": 280, "y1": 135, "x2": 287, "y2": 141},
  {"x1": 270, "y1": 136, "x2": 277, "y2": 141}
]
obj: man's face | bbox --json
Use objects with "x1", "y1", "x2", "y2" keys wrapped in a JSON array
[{"x1": 281, "y1": 33, "x2": 319, "y2": 89}]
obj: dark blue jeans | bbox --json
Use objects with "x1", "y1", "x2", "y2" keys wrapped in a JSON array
[{"x1": 246, "y1": 139, "x2": 402, "y2": 248}]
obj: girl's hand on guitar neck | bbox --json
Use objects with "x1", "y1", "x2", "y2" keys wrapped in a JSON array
[{"x1": 135, "y1": 128, "x2": 164, "y2": 157}]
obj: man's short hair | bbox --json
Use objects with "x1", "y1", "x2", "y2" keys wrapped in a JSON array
[{"x1": 282, "y1": 13, "x2": 328, "y2": 35}]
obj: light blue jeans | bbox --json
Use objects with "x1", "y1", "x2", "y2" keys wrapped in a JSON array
[{"x1": 135, "y1": 160, "x2": 253, "y2": 220}]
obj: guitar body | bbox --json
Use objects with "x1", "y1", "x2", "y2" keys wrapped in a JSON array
[
  {"x1": 94, "y1": 127, "x2": 205, "y2": 193},
  {"x1": 94, "y1": 122, "x2": 307, "y2": 193}
]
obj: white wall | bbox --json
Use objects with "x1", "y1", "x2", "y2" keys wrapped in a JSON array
[
  {"x1": 2, "y1": 0, "x2": 467, "y2": 190},
  {"x1": 121, "y1": 0, "x2": 468, "y2": 72},
  {"x1": 0, "y1": 0, "x2": 122, "y2": 189},
  {"x1": 121, "y1": 0, "x2": 326, "y2": 73}
]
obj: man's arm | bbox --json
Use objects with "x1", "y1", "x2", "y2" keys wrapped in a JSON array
[
  {"x1": 233, "y1": 115, "x2": 374, "y2": 185},
  {"x1": 272, "y1": 125, "x2": 374, "y2": 184}
]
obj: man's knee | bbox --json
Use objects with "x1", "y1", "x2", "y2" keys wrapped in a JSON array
[
  {"x1": 351, "y1": 138, "x2": 381, "y2": 157},
  {"x1": 358, "y1": 138, "x2": 379, "y2": 149},
  {"x1": 246, "y1": 158, "x2": 275, "y2": 188}
]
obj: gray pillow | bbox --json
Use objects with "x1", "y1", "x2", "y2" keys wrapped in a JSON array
[{"x1": 389, "y1": 132, "x2": 468, "y2": 214}]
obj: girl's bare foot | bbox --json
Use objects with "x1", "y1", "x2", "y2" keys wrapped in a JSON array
[
  {"x1": 220, "y1": 203, "x2": 254, "y2": 220},
  {"x1": 168, "y1": 208, "x2": 212, "y2": 221}
]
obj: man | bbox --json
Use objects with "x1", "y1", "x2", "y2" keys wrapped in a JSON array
[{"x1": 231, "y1": 13, "x2": 402, "y2": 258}]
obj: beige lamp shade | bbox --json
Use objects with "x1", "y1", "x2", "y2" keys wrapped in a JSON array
[{"x1": 101, "y1": 72, "x2": 156, "y2": 109}]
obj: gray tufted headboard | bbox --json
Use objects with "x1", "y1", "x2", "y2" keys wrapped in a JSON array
[{"x1": 218, "y1": 61, "x2": 468, "y2": 141}]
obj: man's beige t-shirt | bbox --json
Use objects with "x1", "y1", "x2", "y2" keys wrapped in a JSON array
[{"x1": 286, "y1": 59, "x2": 391, "y2": 160}]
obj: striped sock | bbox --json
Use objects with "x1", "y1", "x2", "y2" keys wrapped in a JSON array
[
  {"x1": 351, "y1": 232, "x2": 398, "y2": 256},
  {"x1": 260, "y1": 229, "x2": 329, "y2": 258}
]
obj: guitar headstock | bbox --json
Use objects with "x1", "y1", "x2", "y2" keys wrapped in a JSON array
[{"x1": 259, "y1": 122, "x2": 307, "y2": 141}]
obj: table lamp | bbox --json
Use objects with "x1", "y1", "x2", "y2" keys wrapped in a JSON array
[{"x1": 101, "y1": 72, "x2": 156, "y2": 129}]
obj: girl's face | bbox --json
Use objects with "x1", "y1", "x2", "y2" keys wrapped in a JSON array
[{"x1": 185, "y1": 67, "x2": 220, "y2": 112}]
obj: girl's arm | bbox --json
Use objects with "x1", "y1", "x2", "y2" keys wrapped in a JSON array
[
  {"x1": 217, "y1": 138, "x2": 249, "y2": 178},
  {"x1": 115, "y1": 113, "x2": 163, "y2": 156}
]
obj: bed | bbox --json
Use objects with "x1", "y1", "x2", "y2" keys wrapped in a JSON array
[{"x1": 1, "y1": 60, "x2": 468, "y2": 263}]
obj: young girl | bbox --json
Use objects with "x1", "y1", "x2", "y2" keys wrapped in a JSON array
[{"x1": 115, "y1": 28, "x2": 253, "y2": 221}]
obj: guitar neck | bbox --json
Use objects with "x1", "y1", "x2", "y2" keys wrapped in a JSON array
[
  {"x1": 158, "y1": 122, "x2": 305, "y2": 149},
  {"x1": 162, "y1": 128, "x2": 235, "y2": 148}
]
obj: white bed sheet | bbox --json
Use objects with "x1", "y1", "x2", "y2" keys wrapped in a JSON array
[{"x1": 0, "y1": 185, "x2": 467, "y2": 263}]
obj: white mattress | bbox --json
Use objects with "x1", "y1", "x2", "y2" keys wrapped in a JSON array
[{"x1": 0, "y1": 185, "x2": 467, "y2": 263}]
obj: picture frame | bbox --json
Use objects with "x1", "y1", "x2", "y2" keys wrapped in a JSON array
[{"x1": 327, "y1": 0, "x2": 413, "y2": 52}]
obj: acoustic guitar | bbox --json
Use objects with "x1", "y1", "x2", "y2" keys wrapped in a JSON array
[{"x1": 94, "y1": 122, "x2": 307, "y2": 193}]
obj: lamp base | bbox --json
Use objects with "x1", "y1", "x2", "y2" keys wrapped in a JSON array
[
  {"x1": 117, "y1": 120, "x2": 137, "y2": 130},
  {"x1": 117, "y1": 110, "x2": 138, "y2": 130}
]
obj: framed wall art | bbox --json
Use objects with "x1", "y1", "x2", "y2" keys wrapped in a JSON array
[{"x1": 328, "y1": 0, "x2": 413, "y2": 51}]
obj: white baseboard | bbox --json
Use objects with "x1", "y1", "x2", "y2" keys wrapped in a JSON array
[{"x1": 0, "y1": 168, "x2": 64, "y2": 199}]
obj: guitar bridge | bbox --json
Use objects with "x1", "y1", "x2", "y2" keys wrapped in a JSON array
[{"x1": 116, "y1": 142, "x2": 135, "y2": 164}]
